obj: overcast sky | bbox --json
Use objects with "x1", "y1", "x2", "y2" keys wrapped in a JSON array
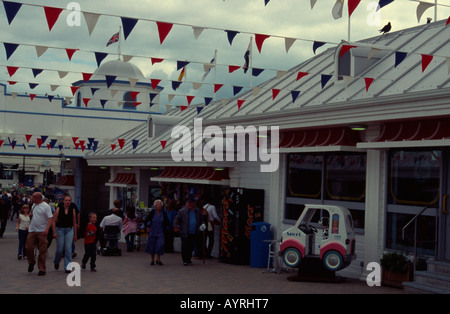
[{"x1": 1, "y1": 0, "x2": 449, "y2": 108}]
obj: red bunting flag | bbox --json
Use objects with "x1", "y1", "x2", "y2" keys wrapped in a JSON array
[
  {"x1": 25, "y1": 134, "x2": 32, "y2": 143},
  {"x1": 364, "y1": 77, "x2": 374, "y2": 92},
  {"x1": 348, "y1": 0, "x2": 361, "y2": 17},
  {"x1": 180, "y1": 106, "x2": 188, "y2": 111},
  {"x1": 421, "y1": 54, "x2": 433, "y2": 72},
  {"x1": 7, "y1": 66, "x2": 19, "y2": 77},
  {"x1": 130, "y1": 91, "x2": 140, "y2": 101},
  {"x1": 82, "y1": 73, "x2": 93, "y2": 81},
  {"x1": 272, "y1": 89, "x2": 281, "y2": 100},
  {"x1": 37, "y1": 138, "x2": 43, "y2": 148},
  {"x1": 111, "y1": 144, "x2": 116, "y2": 151},
  {"x1": 214, "y1": 84, "x2": 224, "y2": 93},
  {"x1": 118, "y1": 139, "x2": 125, "y2": 149},
  {"x1": 0, "y1": 140, "x2": 3, "y2": 148},
  {"x1": 229, "y1": 65, "x2": 241, "y2": 73},
  {"x1": 237, "y1": 99, "x2": 245, "y2": 110},
  {"x1": 160, "y1": 140, "x2": 167, "y2": 149},
  {"x1": 65, "y1": 48, "x2": 78, "y2": 61},
  {"x1": 340, "y1": 45, "x2": 357, "y2": 58},
  {"x1": 296, "y1": 71, "x2": 309, "y2": 81},
  {"x1": 29, "y1": 94, "x2": 36, "y2": 101},
  {"x1": 151, "y1": 58, "x2": 164, "y2": 65},
  {"x1": 150, "y1": 79, "x2": 161, "y2": 89},
  {"x1": 255, "y1": 34, "x2": 270, "y2": 53},
  {"x1": 8, "y1": 81, "x2": 17, "y2": 85},
  {"x1": 82, "y1": 98, "x2": 91, "y2": 107},
  {"x1": 44, "y1": 6, "x2": 63, "y2": 31},
  {"x1": 72, "y1": 137, "x2": 79, "y2": 145},
  {"x1": 186, "y1": 95, "x2": 195, "y2": 105},
  {"x1": 446, "y1": 16, "x2": 450, "y2": 26},
  {"x1": 156, "y1": 22, "x2": 174, "y2": 44},
  {"x1": 70, "y1": 86, "x2": 80, "y2": 95},
  {"x1": 133, "y1": 102, "x2": 141, "y2": 107}
]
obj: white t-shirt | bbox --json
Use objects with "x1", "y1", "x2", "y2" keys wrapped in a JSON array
[
  {"x1": 18, "y1": 214, "x2": 31, "y2": 230},
  {"x1": 204, "y1": 203, "x2": 220, "y2": 222},
  {"x1": 29, "y1": 202, "x2": 53, "y2": 233},
  {"x1": 100, "y1": 213, "x2": 123, "y2": 230}
]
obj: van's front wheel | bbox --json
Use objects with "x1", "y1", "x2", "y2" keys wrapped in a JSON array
[{"x1": 282, "y1": 248, "x2": 302, "y2": 268}]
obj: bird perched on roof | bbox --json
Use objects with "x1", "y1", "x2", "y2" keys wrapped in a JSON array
[{"x1": 379, "y1": 22, "x2": 392, "y2": 34}]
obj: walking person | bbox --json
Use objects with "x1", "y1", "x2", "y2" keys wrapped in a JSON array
[
  {"x1": 82, "y1": 212, "x2": 98, "y2": 272},
  {"x1": 203, "y1": 197, "x2": 220, "y2": 258},
  {"x1": 52, "y1": 195, "x2": 77, "y2": 273},
  {"x1": 15, "y1": 204, "x2": 31, "y2": 259},
  {"x1": 173, "y1": 197, "x2": 207, "y2": 266},
  {"x1": 123, "y1": 207, "x2": 137, "y2": 252},
  {"x1": 25, "y1": 192, "x2": 53, "y2": 276},
  {"x1": 145, "y1": 199, "x2": 171, "y2": 265}
]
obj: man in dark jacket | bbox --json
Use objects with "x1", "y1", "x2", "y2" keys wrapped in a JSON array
[{"x1": 173, "y1": 197, "x2": 206, "y2": 266}]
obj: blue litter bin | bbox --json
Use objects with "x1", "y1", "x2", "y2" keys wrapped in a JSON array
[{"x1": 250, "y1": 222, "x2": 271, "y2": 268}]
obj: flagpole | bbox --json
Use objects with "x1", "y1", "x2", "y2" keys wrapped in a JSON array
[
  {"x1": 249, "y1": 36, "x2": 253, "y2": 89},
  {"x1": 213, "y1": 49, "x2": 218, "y2": 102},
  {"x1": 348, "y1": 14, "x2": 351, "y2": 41},
  {"x1": 118, "y1": 26, "x2": 122, "y2": 60}
]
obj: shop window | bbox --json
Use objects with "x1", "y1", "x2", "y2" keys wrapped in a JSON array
[
  {"x1": 287, "y1": 154, "x2": 323, "y2": 199},
  {"x1": 326, "y1": 154, "x2": 366, "y2": 201},
  {"x1": 388, "y1": 150, "x2": 440, "y2": 206},
  {"x1": 123, "y1": 91, "x2": 136, "y2": 110}
]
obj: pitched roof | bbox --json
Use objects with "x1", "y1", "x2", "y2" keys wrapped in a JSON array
[{"x1": 87, "y1": 19, "x2": 450, "y2": 159}]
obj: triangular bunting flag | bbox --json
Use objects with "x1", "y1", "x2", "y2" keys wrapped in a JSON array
[
  {"x1": 3, "y1": 1, "x2": 22, "y2": 25},
  {"x1": 177, "y1": 61, "x2": 190, "y2": 71},
  {"x1": 58, "y1": 71, "x2": 68, "y2": 78},
  {"x1": 180, "y1": 106, "x2": 188, "y2": 111},
  {"x1": 82, "y1": 98, "x2": 91, "y2": 107},
  {"x1": 95, "y1": 52, "x2": 108, "y2": 67},
  {"x1": 291, "y1": 90, "x2": 300, "y2": 103},
  {"x1": 204, "y1": 97, "x2": 213, "y2": 106},
  {"x1": 4, "y1": 42, "x2": 19, "y2": 60},
  {"x1": 233, "y1": 86, "x2": 243, "y2": 96},
  {"x1": 172, "y1": 81, "x2": 182, "y2": 91},
  {"x1": 111, "y1": 144, "x2": 116, "y2": 151},
  {"x1": 151, "y1": 58, "x2": 164, "y2": 65},
  {"x1": 35, "y1": 46, "x2": 48, "y2": 58},
  {"x1": 100, "y1": 99, "x2": 108, "y2": 108},
  {"x1": 255, "y1": 34, "x2": 270, "y2": 53},
  {"x1": 237, "y1": 99, "x2": 245, "y2": 110},
  {"x1": 186, "y1": 95, "x2": 195, "y2": 105},
  {"x1": 225, "y1": 30, "x2": 239, "y2": 45},
  {"x1": 8, "y1": 81, "x2": 17, "y2": 85},
  {"x1": 37, "y1": 138, "x2": 43, "y2": 148},
  {"x1": 91, "y1": 88, "x2": 99, "y2": 95},
  {"x1": 32, "y1": 68, "x2": 43, "y2": 78},
  {"x1": 377, "y1": 0, "x2": 394, "y2": 10},
  {"x1": 25, "y1": 134, "x2": 32, "y2": 143},
  {"x1": 156, "y1": 21, "x2": 173, "y2": 44},
  {"x1": 123, "y1": 55, "x2": 133, "y2": 62},
  {"x1": 228, "y1": 65, "x2": 241, "y2": 73},
  {"x1": 118, "y1": 139, "x2": 125, "y2": 149},
  {"x1": 29, "y1": 83, "x2": 38, "y2": 89},
  {"x1": 192, "y1": 82, "x2": 203, "y2": 90},
  {"x1": 160, "y1": 140, "x2": 167, "y2": 150},
  {"x1": 252, "y1": 68, "x2": 264, "y2": 77},
  {"x1": 83, "y1": 12, "x2": 100, "y2": 36},
  {"x1": 130, "y1": 91, "x2": 140, "y2": 101},
  {"x1": 132, "y1": 139, "x2": 139, "y2": 150},
  {"x1": 0, "y1": 140, "x2": 3, "y2": 148},
  {"x1": 421, "y1": 54, "x2": 433, "y2": 72},
  {"x1": 150, "y1": 79, "x2": 161, "y2": 89},
  {"x1": 296, "y1": 71, "x2": 309, "y2": 81},
  {"x1": 197, "y1": 107, "x2": 204, "y2": 114},
  {"x1": 272, "y1": 89, "x2": 281, "y2": 100},
  {"x1": 29, "y1": 94, "x2": 36, "y2": 101},
  {"x1": 416, "y1": 1, "x2": 435, "y2": 22},
  {"x1": 313, "y1": 41, "x2": 326, "y2": 54},
  {"x1": 65, "y1": 48, "x2": 78, "y2": 61},
  {"x1": 7, "y1": 66, "x2": 19, "y2": 77},
  {"x1": 285, "y1": 38, "x2": 296, "y2": 53},
  {"x1": 321, "y1": 74, "x2": 332, "y2": 89},
  {"x1": 340, "y1": 45, "x2": 357, "y2": 58},
  {"x1": 214, "y1": 84, "x2": 224, "y2": 93},
  {"x1": 70, "y1": 86, "x2": 80, "y2": 95},
  {"x1": 48, "y1": 95, "x2": 54, "y2": 102},
  {"x1": 43, "y1": 6, "x2": 63, "y2": 31},
  {"x1": 364, "y1": 77, "x2": 374, "y2": 92},
  {"x1": 192, "y1": 26, "x2": 205, "y2": 39},
  {"x1": 40, "y1": 136, "x2": 48, "y2": 144},
  {"x1": 149, "y1": 93, "x2": 158, "y2": 102},
  {"x1": 105, "y1": 75, "x2": 117, "y2": 88},
  {"x1": 121, "y1": 17, "x2": 139, "y2": 40},
  {"x1": 348, "y1": 0, "x2": 361, "y2": 17},
  {"x1": 395, "y1": 51, "x2": 407, "y2": 68},
  {"x1": 447, "y1": 16, "x2": 450, "y2": 26},
  {"x1": 82, "y1": 73, "x2": 93, "y2": 81}
]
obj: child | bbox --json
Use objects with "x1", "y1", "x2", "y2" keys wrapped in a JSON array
[
  {"x1": 15, "y1": 205, "x2": 31, "y2": 260},
  {"x1": 82, "y1": 212, "x2": 98, "y2": 272},
  {"x1": 123, "y1": 207, "x2": 137, "y2": 252}
]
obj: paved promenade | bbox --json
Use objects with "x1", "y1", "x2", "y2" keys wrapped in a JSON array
[{"x1": 0, "y1": 220, "x2": 404, "y2": 295}]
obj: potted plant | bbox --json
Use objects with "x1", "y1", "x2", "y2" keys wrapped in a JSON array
[{"x1": 380, "y1": 251, "x2": 412, "y2": 288}]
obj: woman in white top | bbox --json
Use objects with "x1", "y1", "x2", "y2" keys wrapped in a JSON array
[{"x1": 15, "y1": 204, "x2": 31, "y2": 260}]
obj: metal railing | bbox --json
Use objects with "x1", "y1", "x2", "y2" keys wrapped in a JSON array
[{"x1": 402, "y1": 206, "x2": 438, "y2": 272}]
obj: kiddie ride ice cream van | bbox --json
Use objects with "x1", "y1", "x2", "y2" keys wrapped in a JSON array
[{"x1": 280, "y1": 204, "x2": 356, "y2": 272}]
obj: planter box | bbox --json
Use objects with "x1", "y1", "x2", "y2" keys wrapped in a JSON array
[{"x1": 382, "y1": 267, "x2": 411, "y2": 288}]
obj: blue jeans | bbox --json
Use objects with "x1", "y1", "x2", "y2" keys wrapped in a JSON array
[
  {"x1": 54, "y1": 227, "x2": 74, "y2": 270},
  {"x1": 18, "y1": 229, "x2": 28, "y2": 257}
]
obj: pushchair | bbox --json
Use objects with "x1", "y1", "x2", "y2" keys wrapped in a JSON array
[{"x1": 98, "y1": 225, "x2": 122, "y2": 256}]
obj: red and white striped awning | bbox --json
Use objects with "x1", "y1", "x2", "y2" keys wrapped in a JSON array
[
  {"x1": 151, "y1": 167, "x2": 230, "y2": 185},
  {"x1": 105, "y1": 173, "x2": 138, "y2": 187}
]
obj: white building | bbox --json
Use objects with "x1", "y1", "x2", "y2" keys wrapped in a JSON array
[{"x1": 86, "y1": 20, "x2": 450, "y2": 287}]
